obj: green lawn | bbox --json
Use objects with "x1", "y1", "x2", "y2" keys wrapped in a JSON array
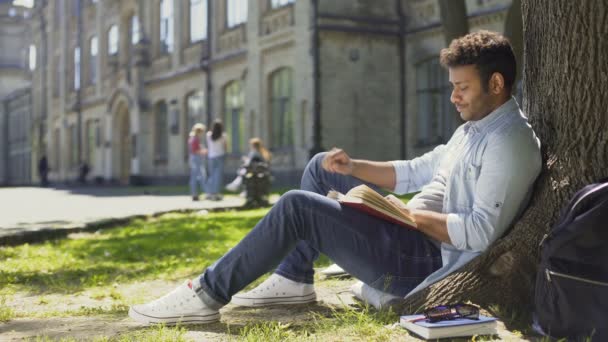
[{"x1": 0, "y1": 194, "x2": 430, "y2": 341}]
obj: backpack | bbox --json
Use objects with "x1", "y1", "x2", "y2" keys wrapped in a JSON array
[{"x1": 534, "y1": 180, "x2": 608, "y2": 341}]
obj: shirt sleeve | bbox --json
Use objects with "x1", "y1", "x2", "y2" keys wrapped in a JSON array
[
  {"x1": 446, "y1": 129, "x2": 542, "y2": 252},
  {"x1": 390, "y1": 144, "x2": 448, "y2": 194}
]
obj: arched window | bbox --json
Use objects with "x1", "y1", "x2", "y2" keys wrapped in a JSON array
[
  {"x1": 89, "y1": 36, "x2": 98, "y2": 84},
  {"x1": 223, "y1": 81, "x2": 245, "y2": 154},
  {"x1": 160, "y1": 0, "x2": 174, "y2": 53},
  {"x1": 269, "y1": 67, "x2": 294, "y2": 149},
  {"x1": 190, "y1": 0, "x2": 207, "y2": 42},
  {"x1": 108, "y1": 25, "x2": 119, "y2": 55},
  {"x1": 155, "y1": 101, "x2": 169, "y2": 164}
]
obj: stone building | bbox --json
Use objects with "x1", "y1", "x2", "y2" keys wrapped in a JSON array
[
  {"x1": 5, "y1": 0, "x2": 516, "y2": 186},
  {"x1": 0, "y1": 0, "x2": 34, "y2": 185}
]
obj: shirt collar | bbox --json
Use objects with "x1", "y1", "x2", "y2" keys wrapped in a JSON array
[{"x1": 463, "y1": 97, "x2": 518, "y2": 135}]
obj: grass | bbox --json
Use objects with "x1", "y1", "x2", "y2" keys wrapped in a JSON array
[
  {"x1": 0, "y1": 209, "x2": 271, "y2": 295},
  {"x1": 1, "y1": 191, "x2": 425, "y2": 341}
]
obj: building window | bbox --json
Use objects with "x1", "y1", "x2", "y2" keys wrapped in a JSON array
[
  {"x1": 190, "y1": 0, "x2": 207, "y2": 42},
  {"x1": 108, "y1": 25, "x2": 119, "y2": 55},
  {"x1": 53, "y1": 56, "x2": 60, "y2": 97},
  {"x1": 69, "y1": 125, "x2": 78, "y2": 168},
  {"x1": 160, "y1": 0, "x2": 174, "y2": 53},
  {"x1": 28, "y1": 44, "x2": 36, "y2": 70},
  {"x1": 227, "y1": 0, "x2": 247, "y2": 28},
  {"x1": 74, "y1": 47, "x2": 81, "y2": 90},
  {"x1": 89, "y1": 36, "x2": 98, "y2": 84},
  {"x1": 185, "y1": 91, "x2": 205, "y2": 159},
  {"x1": 131, "y1": 15, "x2": 140, "y2": 45},
  {"x1": 415, "y1": 57, "x2": 458, "y2": 146},
  {"x1": 223, "y1": 81, "x2": 244, "y2": 154},
  {"x1": 155, "y1": 101, "x2": 169, "y2": 164},
  {"x1": 269, "y1": 67, "x2": 294, "y2": 149},
  {"x1": 187, "y1": 91, "x2": 205, "y2": 131},
  {"x1": 85, "y1": 120, "x2": 96, "y2": 166},
  {"x1": 270, "y1": 0, "x2": 294, "y2": 9}
]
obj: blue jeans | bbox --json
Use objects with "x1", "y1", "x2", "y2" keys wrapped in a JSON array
[
  {"x1": 189, "y1": 155, "x2": 206, "y2": 197},
  {"x1": 194, "y1": 153, "x2": 442, "y2": 309},
  {"x1": 206, "y1": 155, "x2": 225, "y2": 195}
]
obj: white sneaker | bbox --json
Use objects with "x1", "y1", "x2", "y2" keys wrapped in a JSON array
[
  {"x1": 231, "y1": 274, "x2": 316, "y2": 307},
  {"x1": 350, "y1": 281, "x2": 401, "y2": 310},
  {"x1": 128, "y1": 280, "x2": 220, "y2": 325},
  {"x1": 320, "y1": 263, "x2": 349, "y2": 277}
]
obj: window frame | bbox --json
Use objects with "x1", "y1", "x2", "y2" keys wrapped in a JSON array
[
  {"x1": 154, "y1": 101, "x2": 169, "y2": 164},
  {"x1": 108, "y1": 24, "x2": 119, "y2": 56},
  {"x1": 414, "y1": 56, "x2": 458, "y2": 147},
  {"x1": 189, "y1": 0, "x2": 207, "y2": 43},
  {"x1": 226, "y1": 0, "x2": 248, "y2": 29},
  {"x1": 159, "y1": 0, "x2": 174, "y2": 54},
  {"x1": 269, "y1": 67, "x2": 294, "y2": 150},
  {"x1": 223, "y1": 81, "x2": 245, "y2": 154},
  {"x1": 89, "y1": 36, "x2": 98, "y2": 84}
]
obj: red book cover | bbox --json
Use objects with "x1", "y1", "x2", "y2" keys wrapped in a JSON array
[{"x1": 340, "y1": 201, "x2": 417, "y2": 229}]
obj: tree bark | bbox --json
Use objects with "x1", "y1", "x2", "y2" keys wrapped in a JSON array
[
  {"x1": 394, "y1": 0, "x2": 608, "y2": 328},
  {"x1": 438, "y1": 0, "x2": 469, "y2": 46}
]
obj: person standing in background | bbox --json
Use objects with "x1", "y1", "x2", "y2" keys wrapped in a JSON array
[
  {"x1": 206, "y1": 120, "x2": 227, "y2": 201},
  {"x1": 38, "y1": 155, "x2": 49, "y2": 187},
  {"x1": 188, "y1": 123, "x2": 208, "y2": 201}
]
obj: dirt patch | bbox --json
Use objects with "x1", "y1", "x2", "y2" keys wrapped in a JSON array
[{"x1": 0, "y1": 276, "x2": 528, "y2": 341}]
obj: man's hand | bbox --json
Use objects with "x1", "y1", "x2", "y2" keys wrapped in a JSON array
[{"x1": 322, "y1": 148, "x2": 354, "y2": 175}]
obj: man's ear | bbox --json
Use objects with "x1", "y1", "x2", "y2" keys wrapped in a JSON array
[{"x1": 490, "y1": 72, "x2": 505, "y2": 95}]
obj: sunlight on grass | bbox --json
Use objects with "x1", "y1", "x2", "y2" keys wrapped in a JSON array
[
  {"x1": 230, "y1": 304, "x2": 403, "y2": 341},
  {"x1": 0, "y1": 209, "x2": 271, "y2": 295},
  {"x1": 0, "y1": 295, "x2": 15, "y2": 322}
]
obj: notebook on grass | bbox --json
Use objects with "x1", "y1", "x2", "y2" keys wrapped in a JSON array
[{"x1": 400, "y1": 314, "x2": 498, "y2": 340}]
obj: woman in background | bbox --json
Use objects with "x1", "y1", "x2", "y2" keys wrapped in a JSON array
[
  {"x1": 188, "y1": 123, "x2": 207, "y2": 201},
  {"x1": 205, "y1": 120, "x2": 227, "y2": 201},
  {"x1": 225, "y1": 137, "x2": 272, "y2": 193}
]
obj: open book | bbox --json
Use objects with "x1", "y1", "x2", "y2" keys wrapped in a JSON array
[
  {"x1": 327, "y1": 184, "x2": 417, "y2": 229},
  {"x1": 400, "y1": 314, "x2": 498, "y2": 339}
]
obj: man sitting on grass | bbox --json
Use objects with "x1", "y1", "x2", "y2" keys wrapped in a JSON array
[{"x1": 128, "y1": 30, "x2": 542, "y2": 325}]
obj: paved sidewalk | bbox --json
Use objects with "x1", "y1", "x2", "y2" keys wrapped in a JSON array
[{"x1": 0, "y1": 186, "x2": 271, "y2": 245}]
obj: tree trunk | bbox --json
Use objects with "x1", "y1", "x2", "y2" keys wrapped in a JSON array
[
  {"x1": 438, "y1": 0, "x2": 469, "y2": 46},
  {"x1": 395, "y1": 0, "x2": 608, "y2": 328}
]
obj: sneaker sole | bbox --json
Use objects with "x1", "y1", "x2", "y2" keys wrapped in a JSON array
[
  {"x1": 231, "y1": 292, "x2": 317, "y2": 307},
  {"x1": 128, "y1": 307, "x2": 220, "y2": 325}
]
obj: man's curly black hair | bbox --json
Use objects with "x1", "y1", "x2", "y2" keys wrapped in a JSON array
[{"x1": 440, "y1": 30, "x2": 516, "y2": 94}]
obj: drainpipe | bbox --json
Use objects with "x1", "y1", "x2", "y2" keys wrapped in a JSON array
[
  {"x1": 38, "y1": 0, "x2": 48, "y2": 155},
  {"x1": 203, "y1": 0, "x2": 213, "y2": 128},
  {"x1": 309, "y1": 0, "x2": 322, "y2": 158},
  {"x1": 397, "y1": 0, "x2": 407, "y2": 160},
  {"x1": 75, "y1": 0, "x2": 83, "y2": 166}
]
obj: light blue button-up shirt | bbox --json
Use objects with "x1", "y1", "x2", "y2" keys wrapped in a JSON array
[{"x1": 391, "y1": 98, "x2": 542, "y2": 297}]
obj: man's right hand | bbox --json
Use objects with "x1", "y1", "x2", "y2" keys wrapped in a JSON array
[{"x1": 322, "y1": 148, "x2": 355, "y2": 175}]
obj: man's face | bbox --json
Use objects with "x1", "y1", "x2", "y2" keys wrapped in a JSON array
[{"x1": 448, "y1": 65, "x2": 496, "y2": 122}]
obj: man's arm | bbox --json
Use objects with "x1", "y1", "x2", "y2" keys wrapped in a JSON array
[
  {"x1": 322, "y1": 146, "x2": 447, "y2": 192},
  {"x1": 322, "y1": 148, "x2": 397, "y2": 190},
  {"x1": 411, "y1": 210, "x2": 451, "y2": 244}
]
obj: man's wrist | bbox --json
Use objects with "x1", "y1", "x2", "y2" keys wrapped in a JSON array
[{"x1": 350, "y1": 159, "x2": 360, "y2": 176}]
